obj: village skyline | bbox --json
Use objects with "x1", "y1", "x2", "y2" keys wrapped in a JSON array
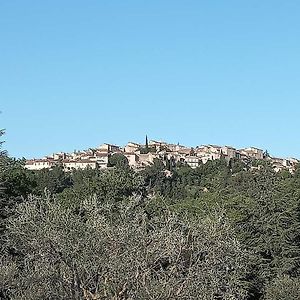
[
  {"x1": 25, "y1": 137, "x2": 299, "y2": 174},
  {"x1": 2, "y1": 2, "x2": 300, "y2": 161}
]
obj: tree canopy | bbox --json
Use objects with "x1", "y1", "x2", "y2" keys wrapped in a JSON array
[{"x1": 1, "y1": 149, "x2": 300, "y2": 299}]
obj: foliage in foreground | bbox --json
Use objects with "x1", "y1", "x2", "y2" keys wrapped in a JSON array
[
  {"x1": 264, "y1": 275, "x2": 300, "y2": 300},
  {"x1": 2, "y1": 196, "x2": 249, "y2": 300}
]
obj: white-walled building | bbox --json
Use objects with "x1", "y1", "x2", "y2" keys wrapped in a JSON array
[
  {"x1": 137, "y1": 152, "x2": 161, "y2": 166},
  {"x1": 124, "y1": 142, "x2": 140, "y2": 153},
  {"x1": 24, "y1": 139, "x2": 298, "y2": 173},
  {"x1": 166, "y1": 143, "x2": 186, "y2": 152},
  {"x1": 98, "y1": 143, "x2": 120, "y2": 153},
  {"x1": 185, "y1": 156, "x2": 201, "y2": 168},
  {"x1": 240, "y1": 147, "x2": 264, "y2": 160},
  {"x1": 221, "y1": 146, "x2": 239, "y2": 159},
  {"x1": 63, "y1": 159, "x2": 97, "y2": 171},
  {"x1": 123, "y1": 152, "x2": 139, "y2": 167},
  {"x1": 25, "y1": 159, "x2": 57, "y2": 170},
  {"x1": 94, "y1": 153, "x2": 109, "y2": 168}
]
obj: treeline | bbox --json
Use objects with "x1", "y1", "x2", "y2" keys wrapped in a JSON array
[{"x1": 1, "y1": 147, "x2": 300, "y2": 299}]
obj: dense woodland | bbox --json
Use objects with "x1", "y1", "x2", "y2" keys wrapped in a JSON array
[{"x1": 1, "y1": 130, "x2": 300, "y2": 299}]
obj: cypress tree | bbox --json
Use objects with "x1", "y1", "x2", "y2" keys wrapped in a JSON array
[{"x1": 145, "y1": 135, "x2": 149, "y2": 151}]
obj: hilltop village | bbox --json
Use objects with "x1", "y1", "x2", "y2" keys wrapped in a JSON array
[{"x1": 25, "y1": 138, "x2": 299, "y2": 173}]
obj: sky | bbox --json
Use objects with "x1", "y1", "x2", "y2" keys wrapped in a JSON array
[{"x1": 1, "y1": 0, "x2": 300, "y2": 159}]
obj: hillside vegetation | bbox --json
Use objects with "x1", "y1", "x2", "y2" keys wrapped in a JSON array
[{"x1": 1, "y1": 141, "x2": 300, "y2": 299}]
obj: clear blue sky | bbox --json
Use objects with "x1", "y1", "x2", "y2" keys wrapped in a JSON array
[{"x1": 1, "y1": 1, "x2": 300, "y2": 158}]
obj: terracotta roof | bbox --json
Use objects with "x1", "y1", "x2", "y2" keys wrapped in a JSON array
[
  {"x1": 32, "y1": 159, "x2": 51, "y2": 163},
  {"x1": 95, "y1": 153, "x2": 109, "y2": 157},
  {"x1": 63, "y1": 159, "x2": 96, "y2": 164},
  {"x1": 62, "y1": 159, "x2": 76, "y2": 163},
  {"x1": 78, "y1": 160, "x2": 97, "y2": 163}
]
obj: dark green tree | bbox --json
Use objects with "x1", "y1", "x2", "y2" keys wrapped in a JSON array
[
  {"x1": 145, "y1": 134, "x2": 149, "y2": 151},
  {"x1": 33, "y1": 165, "x2": 71, "y2": 195},
  {"x1": 263, "y1": 149, "x2": 271, "y2": 159},
  {"x1": 108, "y1": 153, "x2": 129, "y2": 169},
  {"x1": 226, "y1": 168, "x2": 300, "y2": 297},
  {"x1": 0, "y1": 158, "x2": 36, "y2": 198}
]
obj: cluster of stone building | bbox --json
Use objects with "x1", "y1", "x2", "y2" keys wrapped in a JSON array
[{"x1": 25, "y1": 140, "x2": 299, "y2": 173}]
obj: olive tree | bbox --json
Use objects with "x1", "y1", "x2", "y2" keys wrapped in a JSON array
[
  {"x1": 264, "y1": 275, "x2": 300, "y2": 300},
  {"x1": 3, "y1": 195, "x2": 250, "y2": 300}
]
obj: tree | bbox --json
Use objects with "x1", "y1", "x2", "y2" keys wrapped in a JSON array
[
  {"x1": 145, "y1": 134, "x2": 149, "y2": 151},
  {"x1": 141, "y1": 158, "x2": 166, "y2": 191},
  {"x1": 59, "y1": 167, "x2": 145, "y2": 209},
  {"x1": 33, "y1": 165, "x2": 71, "y2": 195},
  {"x1": 0, "y1": 129, "x2": 7, "y2": 195},
  {"x1": 226, "y1": 168, "x2": 300, "y2": 297},
  {"x1": 108, "y1": 153, "x2": 129, "y2": 169},
  {"x1": 264, "y1": 276, "x2": 300, "y2": 300},
  {"x1": 3, "y1": 196, "x2": 250, "y2": 300},
  {"x1": 0, "y1": 128, "x2": 7, "y2": 237},
  {"x1": 263, "y1": 150, "x2": 270, "y2": 159},
  {"x1": 0, "y1": 158, "x2": 36, "y2": 198}
]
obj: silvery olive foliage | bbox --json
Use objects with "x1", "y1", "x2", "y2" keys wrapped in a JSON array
[
  {"x1": 2, "y1": 195, "x2": 249, "y2": 300},
  {"x1": 264, "y1": 275, "x2": 300, "y2": 300}
]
